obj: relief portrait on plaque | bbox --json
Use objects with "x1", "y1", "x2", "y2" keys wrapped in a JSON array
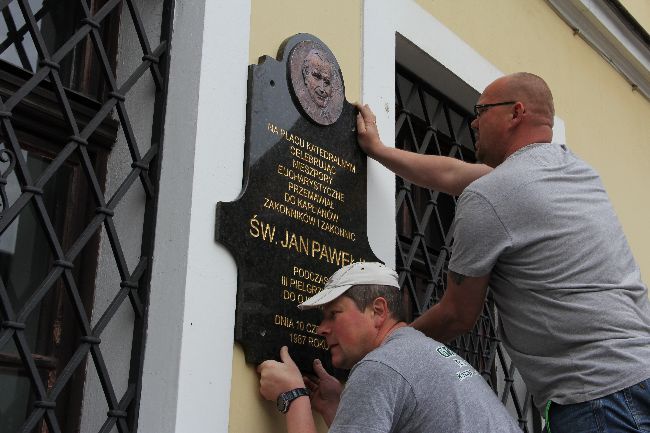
[
  {"x1": 215, "y1": 34, "x2": 377, "y2": 379},
  {"x1": 289, "y1": 41, "x2": 344, "y2": 126}
]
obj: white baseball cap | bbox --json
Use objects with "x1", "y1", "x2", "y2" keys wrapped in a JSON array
[{"x1": 298, "y1": 262, "x2": 400, "y2": 310}]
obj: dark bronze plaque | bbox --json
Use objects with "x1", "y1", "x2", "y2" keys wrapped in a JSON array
[{"x1": 215, "y1": 34, "x2": 377, "y2": 378}]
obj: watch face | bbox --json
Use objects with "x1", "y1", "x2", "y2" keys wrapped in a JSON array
[
  {"x1": 276, "y1": 388, "x2": 309, "y2": 413},
  {"x1": 276, "y1": 395, "x2": 289, "y2": 413}
]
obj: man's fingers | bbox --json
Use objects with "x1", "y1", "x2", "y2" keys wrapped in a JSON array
[
  {"x1": 313, "y1": 358, "x2": 331, "y2": 379},
  {"x1": 257, "y1": 359, "x2": 279, "y2": 374},
  {"x1": 356, "y1": 113, "x2": 367, "y2": 133},
  {"x1": 358, "y1": 104, "x2": 376, "y2": 122},
  {"x1": 356, "y1": 105, "x2": 378, "y2": 137},
  {"x1": 303, "y1": 375, "x2": 319, "y2": 392},
  {"x1": 279, "y1": 345, "x2": 296, "y2": 367},
  {"x1": 356, "y1": 102, "x2": 368, "y2": 117},
  {"x1": 256, "y1": 361, "x2": 269, "y2": 374}
]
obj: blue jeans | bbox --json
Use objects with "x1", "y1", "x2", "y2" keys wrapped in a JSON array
[{"x1": 545, "y1": 378, "x2": 650, "y2": 433}]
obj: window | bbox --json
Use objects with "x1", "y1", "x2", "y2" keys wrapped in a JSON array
[
  {"x1": 0, "y1": 0, "x2": 121, "y2": 97},
  {"x1": 395, "y1": 35, "x2": 542, "y2": 431},
  {"x1": 0, "y1": 141, "x2": 93, "y2": 433},
  {"x1": 394, "y1": 64, "x2": 495, "y2": 372},
  {"x1": 0, "y1": 0, "x2": 170, "y2": 431},
  {"x1": 0, "y1": 2, "x2": 118, "y2": 431}
]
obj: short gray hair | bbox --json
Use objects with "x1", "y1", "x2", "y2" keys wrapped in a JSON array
[{"x1": 343, "y1": 284, "x2": 405, "y2": 322}]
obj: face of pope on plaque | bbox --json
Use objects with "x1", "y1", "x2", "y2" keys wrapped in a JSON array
[
  {"x1": 289, "y1": 41, "x2": 344, "y2": 126},
  {"x1": 302, "y1": 50, "x2": 334, "y2": 109}
]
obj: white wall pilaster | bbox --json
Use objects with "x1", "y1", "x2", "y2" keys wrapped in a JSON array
[{"x1": 139, "y1": 1, "x2": 251, "y2": 432}]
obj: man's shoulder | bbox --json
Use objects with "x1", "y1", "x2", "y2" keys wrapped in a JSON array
[
  {"x1": 467, "y1": 143, "x2": 599, "y2": 201},
  {"x1": 463, "y1": 143, "x2": 562, "y2": 204},
  {"x1": 360, "y1": 328, "x2": 443, "y2": 369},
  {"x1": 465, "y1": 159, "x2": 522, "y2": 198}
]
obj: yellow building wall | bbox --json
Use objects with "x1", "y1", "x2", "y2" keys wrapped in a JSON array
[
  {"x1": 229, "y1": 2, "x2": 362, "y2": 432},
  {"x1": 619, "y1": 0, "x2": 650, "y2": 30},
  {"x1": 230, "y1": 1, "x2": 649, "y2": 431},
  {"x1": 415, "y1": 0, "x2": 650, "y2": 279},
  {"x1": 248, "y1": 0, "x2": 362, "y2": 104}
]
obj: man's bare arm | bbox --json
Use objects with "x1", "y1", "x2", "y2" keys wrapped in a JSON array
[
  {"x1": 285, "y1": 398, "x2": 318, "y2": 433},
  {"x1": 411, "y1": 271, "x2": 490, "y2": 343},
  {"x1": 356, "y1": 104, "x2": 491, "y2": 196}
]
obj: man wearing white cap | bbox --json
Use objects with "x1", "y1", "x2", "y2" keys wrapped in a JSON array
[{"x1": 257, "y1": 262, "x2": 521, "y2": 433}]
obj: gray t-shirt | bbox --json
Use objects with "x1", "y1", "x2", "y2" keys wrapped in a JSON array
[
  {"x1": 329, "y1": 327, "x2": 521, "y2": 433},
  {"x1": 449, "y1": 142, "x2": 650, "y2": 408}
]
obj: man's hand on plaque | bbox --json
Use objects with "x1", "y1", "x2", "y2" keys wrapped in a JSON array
[
  {"x1": 355, "y1": 103, "x2": 383, "y2": 158},
  {"x1": 303, "y1": 358, "x2": 342, "y2": 426},
  {"x1": 257, "y1": 346, "x2": 306, "y2": 401}
]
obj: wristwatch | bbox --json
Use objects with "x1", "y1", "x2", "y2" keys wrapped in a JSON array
[{"x1": 276, "y1": 387, "x2": 310, "y2": 413}]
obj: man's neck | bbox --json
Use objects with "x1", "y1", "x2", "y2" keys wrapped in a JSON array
[
  {"x1": 376, "y1": 321, "x2": 407, "y2": 347},
  {"x1": 502, "y1": 126, "x2": 553, "y2": 161}
]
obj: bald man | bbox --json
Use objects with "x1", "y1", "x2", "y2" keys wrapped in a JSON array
[{"x1": 357, "y1": 73, "x2": 650, "y2": 433}]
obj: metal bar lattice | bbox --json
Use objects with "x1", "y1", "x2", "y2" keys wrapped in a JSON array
[
  {"x1": 0, "y1": 0, "x2": 174, "y2": 431},
  {"x1": 395, "y1": 65, "x2": 541, "y2": 433}
]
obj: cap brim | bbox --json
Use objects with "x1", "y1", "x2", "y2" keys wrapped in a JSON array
[{"x1": 297, "y1": 284, "x2": 353, "y2": 310}]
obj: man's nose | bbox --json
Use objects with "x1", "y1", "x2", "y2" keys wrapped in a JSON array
[
  {"x1": 471, "y1": 117, "x2": 479, "y2": 130},
  {"x1": 316, "y1": 322, "x2": 328, "y2": 336}
]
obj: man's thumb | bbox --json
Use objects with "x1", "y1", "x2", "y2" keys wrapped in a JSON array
[
  {"x1": 313, "y1": 359, "x2": 330, "y2": 378},
  {"x1": 280, "y1": 346, "x2": 296, "y2": 366}
]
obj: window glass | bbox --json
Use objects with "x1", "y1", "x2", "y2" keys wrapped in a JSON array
[
  {"x1": 0, "y1": 372, "x2": 33, "y2": 433},
  {"x1": 0, "y1": 0, "x2": 87, "y2": 92},
  {"x1": 0, "y1": 141, "x2": 72, "y2": 432},
  {"x1": 1, "y1": 143, "x2": 71, "y2": 352}
]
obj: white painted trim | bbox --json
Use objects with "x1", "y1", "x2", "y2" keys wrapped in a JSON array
[
  {"x1": 362, "y1": 0, "x2": 565, "y2": 267},
  {"x1": 546, "y1": 0, "x2": 650, "y2": 100},
  {"x1": 139, "y1": 1, "x2": 250, "y2": 432}
]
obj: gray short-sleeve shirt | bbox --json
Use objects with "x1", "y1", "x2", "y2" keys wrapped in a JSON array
[
  {"x1": 329, "y1": 327, "x2": 521, "y2": 433},
  {"x1": 449, "y1": 143, "x2": 650, "y2": 408}
]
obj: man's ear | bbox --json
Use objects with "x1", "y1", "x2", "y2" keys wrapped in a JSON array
[
  {"x1": 511, "y1": 102, "x2": 526, "y2": 123},
  {"x1": 371, "y1": 297, "x2": 389, "y2": 328}
]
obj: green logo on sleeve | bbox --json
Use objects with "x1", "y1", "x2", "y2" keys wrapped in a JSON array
[
  {"x1": 436, "y1": 346, "x2": 454, "y2": 358},
  {"x1": 454, "y1": 358, "x2": 468, "y2": 368},
  {"x1": 456, "y1": 370, "x2": 476, "y2": 381}
]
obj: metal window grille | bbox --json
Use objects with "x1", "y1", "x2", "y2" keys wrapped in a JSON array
[
  {"x1": 0, "y1": 0, "x2": 173, "y2": 432},
  {"x1": 395, "y1": 65, "x2": 542, "y2": 432}
]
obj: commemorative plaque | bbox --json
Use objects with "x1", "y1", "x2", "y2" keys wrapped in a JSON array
[{"x1": 215, "y1": 34, "x2": 377, "y2": 378}]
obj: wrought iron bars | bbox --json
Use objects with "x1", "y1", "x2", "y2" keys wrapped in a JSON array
[
  {"x1": 0, "y1": 0, "x2": 173, "y2": 432},
  {"x1": 0, "y1": 146, "x2": 14, "y2": 213},
  {"x1": 394, "y1": 65, "x2": 541, "y2": 433}
]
